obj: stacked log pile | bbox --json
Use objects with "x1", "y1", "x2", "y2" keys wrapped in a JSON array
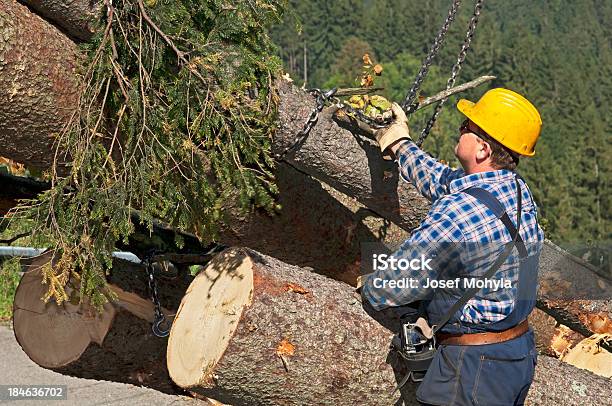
[
  {"x1": 12, "y1": 248, "x2": 612, "y2": 405},
  {"x1": 1, "y1": 0, "x2": 610, "y2": 404}
]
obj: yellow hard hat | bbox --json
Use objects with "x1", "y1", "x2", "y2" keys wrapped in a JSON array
[{"x1": 457, "y1": 88, "x2": 542, "y2": 156}]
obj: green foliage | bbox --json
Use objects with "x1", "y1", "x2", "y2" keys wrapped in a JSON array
[
  {"x1": 271, "y1": 0, "x2": 611, "y2": 255},
  {"x1": 0, "y1": 257, "x2": 21, "y2": 321},
  {"x1": 16, "y1": 0, "x2": 286, "y2": 306}
]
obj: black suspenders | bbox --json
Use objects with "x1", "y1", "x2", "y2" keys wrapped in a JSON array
[
  {"x1": 392, "y1": 177, "x2": 531, "y2": 388},
  {"x1": 464, "y1": 183, "x2": 528, "y2": 258}
]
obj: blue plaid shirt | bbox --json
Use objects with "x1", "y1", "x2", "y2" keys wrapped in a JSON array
[{"x1": 363, "y1": 141, "x2": 544, "y2": 324}]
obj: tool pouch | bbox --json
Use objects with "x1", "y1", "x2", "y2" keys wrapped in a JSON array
[{"x1": 391, "y1": 317, "x2": 437, "y2": 383}]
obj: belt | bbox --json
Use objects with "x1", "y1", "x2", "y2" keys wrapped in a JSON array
[{"x1": 436, "y1": 319, "x2": 529, "y2": 346}]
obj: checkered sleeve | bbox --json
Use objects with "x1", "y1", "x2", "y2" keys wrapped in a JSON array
[
  {"x1": 395, "y1": 140, "x2": 464, "y2": 202},
  {"x1": 362, "y1": 210, "x2": 465, "y2": 311}
]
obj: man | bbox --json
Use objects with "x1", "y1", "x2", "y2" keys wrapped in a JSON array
[{"x1": 362, "y1": 88, "x2": 544, "y2": 405}]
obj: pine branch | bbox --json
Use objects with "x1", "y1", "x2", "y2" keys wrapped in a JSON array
[{"x1": 0, "y1": 232, "x2": 29, "y2": 246}]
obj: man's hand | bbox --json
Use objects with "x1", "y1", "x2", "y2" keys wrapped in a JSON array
[{"x1": 374, "y1": 103, "x2": 411, "y2": 153}]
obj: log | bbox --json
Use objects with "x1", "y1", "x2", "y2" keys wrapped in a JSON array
[
  {"x1": 17, "y1": 0, "x2": 101, "y2": 41},
  {"x1": 13, "y1": 251, "x2": 184, "y2": 393},
  {"x1": 0, "y1": 0, "x2": 80, "y2": 172},
  {"x1": 216, "y1": 161, "x2": 404, "y2": 284},
  {"x1": 525, "y1": 355, "x2": 612, "y2": 406},
  {"x1": 166, "y1": 247, "x2": 612, "y2": 405},
  {"x1": 13, "y1": 251, "x2": 116, "y2": 368},
  {"x1": 538, "y1": 241, "x2": 612, "y2": 350},
  {"x1": 528, "y1": 309, "x2": 588, "y2": 357},
  {"x1": 560, "y1": 333, "x2": 612, "y2": 378},
  {"x1": 274, "y1": 76, "x2": 430, "y2": 231},
  {"x1": 166, "y1": 247, "x2": 406, "y2": 405}
]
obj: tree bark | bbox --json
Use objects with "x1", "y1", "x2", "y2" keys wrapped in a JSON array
[
  {"x1": 525, "y1": 355, "x2": 611, "y2": 406},
  {"x1": 165, "y1": 247, "x2": 410, "y2": 405},
  {"x1": 274, "y1": 76, "x2": 430, "y2": 231},
  {"x1": 0, "y1": 0, "x2": 80, "y2": 172},
  {"x1": 538, "y1": 241, "x2": 612, "y2": 350},
  {"x1": 17, "y1": 0, "x2": 101, "y2": 41},
  {"x1": 13, "y1": 251, "x2": 186, "y2": 394}
]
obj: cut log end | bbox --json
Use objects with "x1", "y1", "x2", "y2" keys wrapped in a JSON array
[
  {"x1": 167, "y1": 249, "x2": 254, "y2": 388},
  {"x1": 13, "y1": 251, "x2": 172, "y2": 374},
  {"x1": 12, "y1": 252, "x2": 116, "y2": 368}
]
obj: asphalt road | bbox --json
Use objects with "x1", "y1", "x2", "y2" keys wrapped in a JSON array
[{"x1": 0, "y1": 326, "x2": 209, "y2": 406}]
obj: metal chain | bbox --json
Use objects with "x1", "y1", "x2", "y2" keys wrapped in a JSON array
[
  {"x1": 276, "y1": 88, "x2": 338, "y2": 159},
  {"x1": 143, "y1": 253, "x2": 171, "y2": 337},
  {"x1": 322, "y1": 0, "x2": 463, "y2": 132},
  {"x1": 416, "y1": 0, "x2": 485, "y2": 146},
  {"x1": 279, "y1": 0, "x2": 482, "y2": 153},
  {"x1": 401, "y1": 0, "x2": 462, "y2": 112}
]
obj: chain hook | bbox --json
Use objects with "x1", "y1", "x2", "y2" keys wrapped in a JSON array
[
  {"x1": 152, "y1": 315, "x2": 171, "y2": 337},
  {"x1": 143, "y1": 251, "x2": 171, "y2": 338}
]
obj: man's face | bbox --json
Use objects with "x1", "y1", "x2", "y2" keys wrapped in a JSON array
[{"x1": 454, "y1": 119, "x2": 489, "y2": 169}]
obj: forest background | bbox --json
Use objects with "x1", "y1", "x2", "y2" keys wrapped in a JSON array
[{"x1": 270, "y1": 0, "x2": 611, "y2": 271}]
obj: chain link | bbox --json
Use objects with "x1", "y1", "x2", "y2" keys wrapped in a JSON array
[
  {"x1": 143, "y1": 252, "x2": 171, "y2": 338},
  {"x1": 416, "y1": 0, "x2": 485, "y2": 146},
  {"x1": 279, "y1": 0, "x2": 483, "y2": 154},
  {"x1": 276, "y1": 88, "x2": 338, "y2": 159},
  {"x1": 401, "y1": 0, "x2": 462, "y2": 112}
]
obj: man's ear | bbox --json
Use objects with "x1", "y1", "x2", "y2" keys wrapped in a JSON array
[{"x1": 476, "y1": 139, "x2": 492, "y2": 161}]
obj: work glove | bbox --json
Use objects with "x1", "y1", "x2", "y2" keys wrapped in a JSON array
[{"x1": 374, "y1": 103, "x2": 411, "y2": 153}]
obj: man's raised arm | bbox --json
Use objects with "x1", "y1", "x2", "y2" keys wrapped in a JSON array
[{"x1": 376, "y1": 103, "x2": 464, "y2": 202}]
